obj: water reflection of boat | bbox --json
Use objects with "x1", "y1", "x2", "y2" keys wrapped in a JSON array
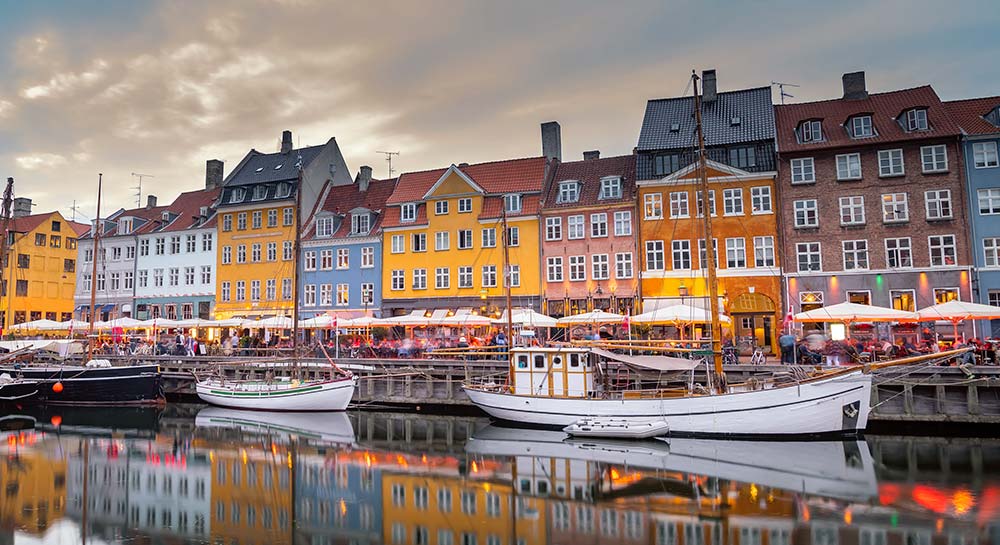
[
  {"x1": 466, "y1": 424, "x2": 878, "y2": 502},
  {"x1": 194, "y1": 407, "x2": 355, "y2": 446}
]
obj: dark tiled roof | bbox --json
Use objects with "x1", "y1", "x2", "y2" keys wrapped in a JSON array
[
  {"x1": 304, "y1": 178, "x2": 397, "y2": 239},
  {"x1": 637, "y1": 87, "x2": 774, "y2": 151},
  {"x1": 775, "y1": 86, "x2": 962, "y2": 153},
  {"x1": 386, "y1": 157, "x2": 548, "y2": 205},
  {"x1": 155, "y1": 188, "x2": 221, "y2": 233},
  {"x1": 82, "y1": 205, "x2": 170, "y2": 239},
  {"x1": 943, "y1": 96, "x2": 1000, "y2": 136},
  {"x1": 225, "y1": 145, "x2": 326, "y2": 186},
  {"x1": 542, "y1": 155, "x2": 636, "y2": 210}
]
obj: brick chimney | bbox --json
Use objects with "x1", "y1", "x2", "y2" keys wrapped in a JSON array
[
  {"x1": 280, "y1": 130, "x2": 293, "y2": 153},
  {"x1": 842, "y1": 71, "x2": 868, "y2": 100},
  {"x1": 583, "y1": 150, "x2": 600, "y2": 161},
  {"x1": 702, "y1": 69, "x2": 717, "y2": 103},
  {"x1": 205, "y1": 159, "x2": 224, "y2": 189},
  {"x1": 146, "y1": 195, "x2": 157, "y2": 209},
  {"x1": 541, "y1": 121, "x2": 562, "y2": 162},
  {"x1": 357, "y1": 165, "x2": 373, "y2": 192},
  {"x1": 11, "y1": 197, "x2": 32, "y2": 218}
]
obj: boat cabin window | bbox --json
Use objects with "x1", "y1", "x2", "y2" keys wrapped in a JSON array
[
  {"x1": 517, "y1": 355, "x2": 528, "y2": 369},
  {"x1": 520, "y1": 479, "x2": 531, "y2": 493},
  {"x1": 569, "y1": 353, "x2": 581, "y2": 368},
  {"x1": 534, "y1": 355, "x2": 545, "y2": 369},
  {"x1": 537, "y1": 480, "x2": 549, "y2": 495},
  {"x1": 552, "y1": 356, "x2": 563, "y2": 368}
]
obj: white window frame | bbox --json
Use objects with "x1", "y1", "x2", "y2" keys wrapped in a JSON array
[
  {"x1": 503, "y1": 194, "x2": 522, "y2": 213},
  {"x1": 984, "y1": 238, "x2": 1000, "y2": 268},
  {"x1": 613, "y1": 210, "x2": 632, "y2": 236},
  {"x1": 925, "y1": 189, "x2": 953, "y2": 220},
  {"x1": 920, "y1": 145, "x2": 948, "y2": 173},
  {"x1": 590, "y1": 213, "x2": 608, "y2": 238},
  {"x1": 725, "y1": 237, "x2": 746, "y2": 269},
  {"x1": 412, "y1": 268, "x2": 427, "y2": 290},
  {"x1": 567, "y1": 215, "x2": 585, "y2": 240},
  {"x1": 481, "y1": 265, "x2": 497, "y2": 287},
  {"x1": 928, "y1": 234, "x2": 957, "y2": 267},
  {"x1": 906, "y1": 108, "x2": 928, "y2": 131},
  {"x1": 615, "y1": 252, "x2": 633, "y2": 279},
  {"x1": 851, "y1": 115, "x2": 873, "y2": 138},
  {"x1": 458, "y1": 266, "x2": 473, "y2": 288},
  {"x1": 557, "y1": 181, "x2": 579, "y2": 203},
  {"x1": 750, "y1": 186, "x2": 772, "y2": 214},
  {"x1": 973, "y1": 142, "x2": 999, "y2": 169},
  {"x1": 753, "y1": 236, "x2": 775, "y2": 267},
  {"x1": 878, "y1": 149, "x2": 905, "y2": 177},
  {"x1": 391, "y1": 234, "x2": 405, "y2": 254},
  {"x1": 361, "y1": 246, "x2": 375, "y2": 268},
  {"x1": 351, "y1": 213, "x2": 371, "y2": 235},
  {"x1": 790, "y1": 157, "x2": 815, "y2": 184},
  {"x1": 839, "y1": 195, "x2": 866, "y2": 226},
  {"x1": 672, "y1": 240, "x2": 691, "y2": 270},
  {"x1": 545, "y1": 217, "x2": 562, "y2": 241},
  {"x1": 435, "y1": 267, "x2": 450, "y2": 289},
  {"x1": 842, "y1": 240, "x2": 869, "y2": 271},
  {"x1": 644, "y1": 193, "x2": 663, "y2": 219},
  {"x1": 836, "y1": 153, "x2": 862, "y2": 180},
  {"x1": 800, "y1": 120, "x2": 822, "y2": 142},
  {"x1": 599, "y1": 177, "x2": 622, "y2": 200},
  {"x1": 591, "y1": 254, "x2": 609, "y2": 280},
  {"x1": 457, "y1": 229, "x2": 473, "y2": 250},
  {"x1": 882, "y1": 193, "x2": 909, "y2": 223},
  {"x1": 434, "y1": 200, "x2": 449, "y2": 215},
  {"x1": 481, "y1": 228, "x2": 496, "y2": 248},
  {"x1": 458, "y1": 197, "x2": 473, "y2": 213},
  {"x1": 546, "y1": 257, "x2": 563, "y2": 282},
  {"x1": 568, "y1": 256, "x2": 586, "y2": 281},
  {"x1": 669, "y1": 191, "x2": 689, "y2": 218},
  {"x1": 978, "y1": 188, "x2": 1000, "y2": 215},
  {"x1": 401, "y1": 203, "x2": 417, "y2": 223},
  {"x1": 722, "y1": 188, "x2": 743, "y2": 216},
  {"x1": 390, "y1": 270, "x2": 405, "y2": 291},
  {"x1": 645, "y1": 240, "x2": 664, "y2": 271},
  {"x1": 885, "y1": 238, "x2": 913, "y2": 269},
  {"x1": 796, "y1": 242, "x2": 822, "y2": 272},
  {"x1": 435, "y1": 231, "x2": 450, "y2": 251},
  {"x1": 794, "y1": 199, "x2": 818, "y2": 228}
]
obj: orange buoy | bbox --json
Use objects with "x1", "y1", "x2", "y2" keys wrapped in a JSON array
[
  {"x1": 50, "y1": 415, "x2": 63, "y2": 426},
  {"x1": 52, "y1": 382, "x2": 64, "y2": 393}
]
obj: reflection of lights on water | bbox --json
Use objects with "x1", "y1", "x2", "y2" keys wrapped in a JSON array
[
  {"x1": 241, "y1": 449, "x2": 248, "y2": 465},
  {"x1": 843, "y1": 508, "x2": 852, "y2": 525},
  {"x1": 610, "y1": 468, "x2": 621, "y2": 480},
  {"x1": 471, "y1": 461, "x2": 479, "y2": 473},
  {"x1": 209, "y1": 451, "x2": 215, "y2": 463},
  {"x1": 749, "y1": 483, "x2": 758, "y2": 502},
  {"x1": 801, "y1": 504, "x2": 811, "y2": 522},
  {"x1": 936, "y1": 518, "x2": 944, "y2": 533},
  {"x1": 287, "y1": 452, "x2": 293, "y2": 469},
  {"x1": 339, "y1": 499, "x2": 347, "y2": 516},
  {"x1": 952, "y1": 489, "x2": 974, "y2": 515}
]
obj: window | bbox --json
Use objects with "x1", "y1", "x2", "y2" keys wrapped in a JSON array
[
  {"x1": 461, "y1": 491, "x2": 477, "y2": 515},
  {"x1": 170, "y1": 236, "x2": 181, "y2": 254},
  {"x1": 851, "y1": 115, "x2": 873, "y2": 138},
  {"x1": 267, "y1": 242, "x2": 277, "y2": 261},
  {"x1": 613, "y1": 210, "x2": 632, "y2": 236},
  {"x1": 791, "y1": 157, "x2": 815, "y2": 184},
  {"x1": 878, "y1": 149, "x2": 904, "y2": 176},
  {"x1": 184, "y1": 266, "x2": 195, "y2": 285},
  {"x1": 644, "y1": 193, "x2": 663, "y2": 219},
  {"x1": 723, "y1": 188, "x2": 743, "y2": 215},
  {"x1": 304, "y1": 251, "x2": 316, "y2": 271},
  {"x1": 698, "y1": 238, "x2": 717, "y2": 269},
  {"x1": 567, "y1": 215, "x2": 585, "y2": 239},
  {"x1": 169, "y1": 268, "x2": 179, "y2": 286},
  {"x1": 221, "y1": 281, "x2": 230, "y2": 302},
  {"x1": 695, "y1": 190, "x2": 717, "y2": 217},
  {"x1": 110, "y1": 272, "x2": 121, "y2": 290},
  {"x1": 906, "y1": 108, "x2": 928, "y2": 131},
  {"x1": 569, "y1": 256, "x2": 586, "y2": 281},
  {"x1": 843, "y1": 240, "x2": 869, "y2": 270},
  {"x1": 836, "y1": 153, "x2": 862, "y2": 180},
  {"x1": 506, "y1": 264, "x2": 520, "y2": 287},
  {"x1": 391, "y1": 234, "x2": 405, "y2": 253},
  {"x1": 237, "y1": 212, "x2": 247, "y2": 230},
  {"x1": 315, "y1": 216, "x2": 333, "y2": 237},
  {"x1": 96, "y1": 273, "x2": 107, "y2": 291},
  {"x1": 283, "y1": 207, "x2": 294, "y2": 226},
  {"x1": 361, "y1": 246, "x2": 374, "y2": 268},
  {"x1": 929, "y1": 234, "x2": 957, "y2": 266},
  {"x1": 885, "y1": 238, "x2": 913, "y2": 268},
  {"x1": 669, "y1": 192, "x2": 689, "y2": 218},
  {"x1": 978, "y1": 188, "x2": 1000, "y2": 214},
  {"x1": 202, "y1": 233, "x2": 213, "y2": 252},
  {"x1": 654, "y1": 154, "x2": 680, "y2": 176},
  {"x1": 336, "y1": 284, "x2": 349, "y2": 306},
  {"x1": 391, "y1": 270, "x2": 405, "y2": 291},
  {"x1": 283, "y1": 241, "x2": 293, "y2": 260},
  {"x1": 984, "y1": 238, "x2": 1000, "y2": 267},
  {"x1": 646, "y1": 240, "x2": 664, "y2": 271},
  {"x1": 992, "y1": 291, "x2": 1000, "y2": 307},
  {"x1": 754, "y1": 236, "x2": 775, "y2": 267},
  {"x1": 361, "y1": 283, "x2": 374, "y2": 304},
  {"x1": 229, "y1": 187, "x2": 246, "y2": 203},
  {"x1": 751, "y1": 186, "x2": 772, "y2": 213},
  {"x1": 336, "y1": 248, "x2": 348, "y2": 269},
  {"x1": 251, "y1": 243, "x2": 262, "y2": 262},
  {"x1": 435, "y1": 200, "x2": 449, "y2": 215},
  {"x1": 350, "y1": 213, "x2": 371, "y2": 234},
  {"x1": 973, "y1": 142, "x2": 999, "y2": 168},
  {"x1": 921, "y1": 145, "x2": 948, "y2": 172},
  {"x1": 726, "y1": 238, "x2": 746, "y2": 268},
  {"x1": 137, "y1": 270, "x2": 147, "y2": 288},
  {"x1": 934, "y1": 288, "x2": 959, "y2": 304},
  {"x1": 112, "y1": 246, "x2": 122, "y2": 260},
  {"x1": 599, "y1": 177, "x2": 622, "y2": 199},
  {"x1": 138, "y1": 239, "x2": 149, "y2": 256},
  {"x1": 840, "y1": 196, "x2": 865, "y2": 225},
  {"x1": 592, "y1": 254, "x2": 609, "y2": 280},
  {"x1": 222, "y1": 214, "x2": 232, "y2": 231},
  {"x1": 35, "y1": 233, "x2": 46, "y2": 246},
  {"x1": 267, "y1": 209, "x2": 277, "y2": 227},
  {"x1": 481, "y1": 228, "x2": 496, "y2": 248},
  {"x1": 615, "y1": 252, "x2": 633, "y2": 279},
  {"x1": 412, "y1": 233, "x2": 427, "y2": 252},
  {"x1": 252, "y1": 185, "x2": 267, "y2": 201},
  {"x1": 925, "y1": 189, "x2": 952, "y2": 220},
  {"x1": 282, "y1": 278, "x2": 292, "y2": 299},
  {"x1": 201, "y1": 266, "x2": 211, "y2": 284},
  {"x1": 458, "y1": 198, "x2": 472, "y2": 213},
  {"x1": 882, "y1": 193, "x2": 909, "y2": 223},
  {"x1": 797, "y1": 242, "x2": 822, "y2": 272},
  {"x1": 153, "y1": 269, "x2": 163, "y2": 287},
  {"x1": 672, "y1": 240, "x2": 691, "y2": 270},
  {"x1": 545, "y1": 217, "x2": 562, "y2": 241},
  {"x1": 504, "y1": 194, "x2": 522, "y2": 213},
  {"x1": 557, "y1": 182, "x2": 579, "y2": 203},
  {"x1": 505, "y1": 226, "x2": 519, "y2": 247},
  {"x1": 729, "y1": 146, "x2": 756, "y2": 168},
  {"x1": 252, "y1": 210, "x2": 262, "y2": 229},
  {"x1": 413, "y1": 268, "x2": 427, "y2": 290},
  {"x1": 401, "y1": 203, "x2": 416, "y2": 222},
  {"x1": 250, "y1": 280, "x2": 261, "y2": 301},
  {"x1": 459, "y1": 266, "x2": 473, "y2": 288},
  {"x1": 546, "y1": 257, "x2": 563, "y2": 282},
  {"x1": 800, "y1": 120, "x2": 822, "y2": 142},
  {"x1": 590, "y1": 213, "x2": 607, "y2": 237},
  {"x1": 890, "y1": 289, "x2": 916, "y2": 311},
  {"x1": 482, "y1": 265, "x2": 497, "y2": 287},
  {"x1": 435, "y1": 267, "x2": 450, "y2": 289}
]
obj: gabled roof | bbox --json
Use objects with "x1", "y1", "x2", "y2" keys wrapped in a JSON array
[
  {"x1": 8, "y1": 213, "x2": 51, "y2": 234},
  {"x1": 943, "y1": 96, "x2": 1000, "y2": 136},
  {"x1": 153, "y1": 187, "x2": 221, "y2": 233},
  {"x1": 304, "y1": 178, "x2": 397, "y2": 239},
  {"x1": 543, "y1": 154, "x2": 636, "y2": 210},
  {"x1": 224, "y1": 144, "x2": 326, "y2": 186},
  {"x1": 637, "y1": 86, "x2": 774, "y2": 151},
  {"x1": 81, "y1": 204, "x2": 170, "y2": 239},
  {"x1": 386, "y1": 157, "x2": 548, "y2": 205},
  {"x1": 775, "y1": 85, "x2": 962, "y2": 153},
  {"x1": 479, "y1": 194, "x2": 542, "y2": 220}
]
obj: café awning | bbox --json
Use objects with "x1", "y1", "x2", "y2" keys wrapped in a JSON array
[{"x1": 793, "y1": 302, "x2": 918, "y2": 323}]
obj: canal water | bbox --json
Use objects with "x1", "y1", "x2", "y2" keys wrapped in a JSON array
[{"x1": 0, "y1": 405, "x2": 996, "y2": 545}]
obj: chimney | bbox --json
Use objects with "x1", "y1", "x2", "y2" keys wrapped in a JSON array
[
  {"x1": 583, "y1": 150, "x2": 600, "y2": 161},
  {"x1": 541, "y1": 121, "x2": 562, "y2": 162},
  {"x1": 702, "y1": 69, "x2": 717, "y2": 103},
  {"x1": 357, "y1": 165, "x2": 373, "y2": 192},
  {"x1": 11, "y1": 197, "x2": 32, "y2": 218},
  {"x1": 205, "y1": 159, "x2": 224, "y2": 189},
  {"x1": 146, "y1": 195, "x2": 157, "y2": 209},
  {"x1": 842, "y1": 71, "x2": 868, "y2": 100},
  {"x1": 280, "y1": 130, "x2": 293, "y2": 153}
]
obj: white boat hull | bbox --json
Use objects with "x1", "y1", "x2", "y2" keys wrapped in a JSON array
[
  {"x1": 196, "y1": 377, "x2": 357, "y2": 411},
  {"x1": 464, "y1": 370, "x2": 871, "y2": 437},
  {"x1": 194, "y1": 407, "x2": 356, "y2": 445}
]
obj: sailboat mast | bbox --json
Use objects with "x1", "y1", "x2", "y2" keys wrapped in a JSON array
[
  {"x1": 0, "y1": 178, "x2": 13, "y2": 333},
  {"x1": 501, "y1": 205, "x2": 514, "y2": 358},
  {"x1": 291, "y1": 155, "x2": 304, "y2": 361},
  {"x1": 691, "y1": 71, "x2": 725, "y2": 389},
  {"x1": 87, "y1": 174, "x2": 103, "y2": 361}
]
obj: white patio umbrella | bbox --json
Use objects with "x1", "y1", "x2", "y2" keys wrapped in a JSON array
[
  {"x1": 494, "y1": 309, "x2": 558, "y2": 328},
  {"x1": 440, "y1": 313, "x2": 494, "y2": 327},
  {"x1": 383, "y1": 310, "x2": 431, "y2": 327},
  {"x1": 58, "y1": 319, "x2": 92, "y2": 331},
  {"x1": 343, "y1": 316, "x2": 390, "y2": 328},
  {"x1": 916, "y1": 300, "x2": 1000, "y2": 340},
  {"x1": 793, "y1": 301, "x2": 918, "y2": 323},
  {"x1": 137, "y1": 318, "x2": 183, "y2": 329},
  {"x1": 245, "y1": 316, "x2": 294, "y2": 329},
  {"x1": 631, "y1": 304, "x2": 732, "y2": 325},
  {"x1": 8, "y1": 319, "x2": 61, "y2": 332},
  {"x1": 95, "y1": 317, "x2": 146, "y2": 329},
  {"x1": 556, "y1": 310, "x2": 624, "y2": 326},
  {"x1": 298, "y1": 315, "x2": 333, "y2": 329}
]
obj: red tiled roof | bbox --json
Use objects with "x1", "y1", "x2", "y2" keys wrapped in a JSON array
[
  {"x1": 478, "y1": 195, "x2": 542, "y2": 220},
  {"x1": 943, "y1": 96, "x2": 1000, "y2": 136},
  {"x1": 775, "y1": 86, "x2": 962, "y2": 153},
  {"x1": 542, "y1": 154, "x2": 636, "y2": 210},
  {"x1": 386, "y1": 157, "x2": 548, "y2": 205},
  {"x1": 8, "y1": 213, "x2": 50, "y2": 234},
  {"x1": 156, "y1": 187, "x2": 222, "y2": 233},
  {"x1": 382, "y1": 203, "x2": 429, "y2": 229},
  {"x1": 303, "y1": 178, "x2": 398, "y2": 239},
  {"x1": 67, "y1": 221, "x2": 89, "y2": 236}
]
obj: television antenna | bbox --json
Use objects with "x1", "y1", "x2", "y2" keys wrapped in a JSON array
[
  {"x1": 376, "y1": 151, "x2": 400, "y2": 178},
  {"x1": 69, "y1": 199, "x2": 82, "y2": 221},
  {"x1": 131, "y1": 172, "x2": 155, "y2": 207},
  {"x1": 771, "y1": 81, "x2": 800, "y2": 105}
]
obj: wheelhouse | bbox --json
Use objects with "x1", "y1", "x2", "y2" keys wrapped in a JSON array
[{"x1": 510, "y1": 346, "x2": 595, "y2": 398}]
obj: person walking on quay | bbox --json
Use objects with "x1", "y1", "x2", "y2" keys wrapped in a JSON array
[{"x1": 779, "y1": 332, "x2": 796, "y2": 364}]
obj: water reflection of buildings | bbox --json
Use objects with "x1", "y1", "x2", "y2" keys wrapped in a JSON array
[
  {"x1": 0, "y1": 432, "x2": 66, "y2": 535},
  {"x1": 208, "y1": 445, "x2": 291, "y2": 545},
  {"x1": 296, "y1": 451, "x2": 383, "y2": 544}
]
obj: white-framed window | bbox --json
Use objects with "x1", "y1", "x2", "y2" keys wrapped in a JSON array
[
  {"x1": 800, "y1": 120, "x2": 822, "y2": 142},
  {"x1": 794, "y1": 199, "x2": 819, "y2": 227},
  {"x1": 153, "y1": 269, "x2": 163, "y2": 287},
  {"x1": 229, "y1": 187, "x2": 246, "y2": 203},
  {"x1": 592, "y1": 254, "x2": 609, "y2": 280},
  {"x1": 843, "y1": 240, "x2": 869, "y2": 270},
  {"x1": 319, "y1": 284, "x2": 332, "y2": 305},
  {"x1": 557, "y1": 181, "x2": 580, "y2": 203},
  {"x1": 412, "y1": 268, "x2": 427, "y2": 290},
  {"x1": 251, "y1": 243, "x2": 261, "y2": 262},
  {"x1": 304, "y1": 251, "x2": 316, "y2": 271},
  {"x1": 335, "y1": 248, "x2": 348, "y2": 269},
  {"x1": 315, "y1": 216, "x2": 333, "y2": 237},
  {"x1": 750, "y1": 186, "x2": 772, "y2": 213},
  {"x1": 796, "y1": 242, "x2": 822, "y2": 272},
  {"x1": 569, "y1": 256, "x2": 586, "y2": 281},
  {"x1": 590, "y1": 213, "x2": 608, "y2": 238},
  {"x1": 155, "y1": 237, "x2": 165, "y2": 255},
  {"x1": 252, "y1": 210, "x2": 262, "y2": 229},
  {"x1": 222, "y1": 245, "x2": 232, "y2": 264},
  {"x1": 545, "y1": 217, "x2": 562, "y2": 241},
  {"x1": 698, "y1": 238, "x2": 719, "y2": 270},
  {"x1": 252, "y1": 185, "x2": 268, "y2": 201},
  {"x1": 906, "y1": 108, "x2": 928, "y2": 131},
  {"x1": 481, "y1": 228, "x2": 496, "y2": 248},
  {"x1": 645, "y1": 240, "x2": 664, "y2": 271},
  {"x1": 984, "y1": 238, "x2": 1000, "y2": 267},
  {"x1": 506, "y1": 264, "x2": 521, "y2": 288},
  {"x1": 978, "y1": 188, "x2": 1000, "y2": 214},
  {"x1": 546, "y1": 257, "x2": 563, "y2": 282},
  {"x1": 851, "y1": 115, "x2": 873, "y2": 138},
  {"x1": 361, "y1": 246, "x2": 374, "y2": 268},
  {"x1": 265, "y1": 279, "x2": 275, "y2": 300},
  {"x1": 236, "y1": 244, "x2": 246, "y2": 263},
  {"x1": 458, "y1": 266, "x2": 473, "y2": 288},
  {"x1": 503, "y1": 194, "x2": 522, "y2": 213},
  {"x1": 412, "y1": 233, "x2": 426, "y2": 252},
  {"x1": 283, "y1": 207, "x2": 294, "y2": 226},
  {"x1": 184, "y1": 266, "x2": 195, "y2": 285},
  {"x1": 458, "y1": 197, "x2": 472, "y2": 213},
  {"x1": 929, "y1": 234, "x2": 957, "y2": 266},
  {"x1": 600, "y1": 177, "x2": 622, "y2": 199},
  {"x1": 202, "y1": 233, "x2": 213, "y2": 252},
  {"x1": 481, "y1": 265, "x2": 497, "y2": 287},
  {"x1": 613, "y1": 210, "x2": 632, "y2": 236},
  {"x1": 754, "y1": 236, "x2": 775, "y2": 267},
  {"x1": 391, "y1": 234, "x2": 405, "y2": 253},
  {"x1": 505, "y1": 226, "x2": 519, "y2": 246},
  {"x1": 725, "y1": 237, "x2": 746, "y2": 268},
  {"x1": 696, "y1": 189, "x2": 717, "y2": 217},
  {"x1": 889, "y1": 289, "x2": 916, "y2": 312},
  {"x1": 921, "y1": 145, "x2": 948, "y2": 172},
  {"x1": 925, "y1": 189, "x2": 952, "y2": 220},
  {"x1": 391, "y1": 270, "x2": 405, "y2": 291},
  {"x1": 434, "y1": 200, "x2": 449, "y2": 215},
  {"x1": 222, "y1": 214, "x2": 232, "y2": 232},
  {"x1": 457, "y1": 229, "x2": 473, "y2": 249},
  {"x1": 137, "y1": 269, "x2": 148, "y2": 288},
  {"x1": 973, "y1": 142, "x2": 999, "y2": 168},
  {"x1": 304, "y1": 284, "x2": 316, "y2": 306},
  {"x1": 282, "y1": 277, "x2": 292, "y2": 299},
  {"x1": 220, "y1": 281, "x2": 230, "y2": 302},
  {"x1": 672, "y1": 240, "x2": 691, "y2": 270},
  {"x1": 237, "y1": 212, "x2": 247, "y2": 230},
  {"x1": 791, "y1": 157, "x2": 815, "y2": 184},
  {"x1": 836, "y1": 153, "x2": 862, "y2": 180},
  {"x1": 882, "y1": 193, "x2": 909, "y2": 223},
  {"x1": 878, "y1": 149, "x2": 904, "y2": 176},
  {"x1": 170, "y1": 236, "x2": 181, "y2": 254},
  {"x1": 839, "y1": 196, "x2": 866, "y2": 225},
  {"x1": 351, "y1": 213, "x2": 371, "y2": 234},
  {"x1": 435, "y1": 231, "x2": 450, "y2": 251},
  {"x1": 885, "y1": 238, "x2": 913, "y2": 268},
  {"x1": 669, "y1": 191, "x2": 689, "y2": 218},
  {"x1": 275, "y1": 182, "x2": 291, "y2": 198},
  {"x1": 235, "y1": 281, "x2": 246, "y2": 301},
  {"x1": 336, "y1": 284, "x2": 349, "y2": 306},
  {"x1": 567, "y1": 215, "x2": 585, "y2": 239},
  {"x1": 615, "y1": 252, "x2": 633, "y2": 279},
  {"x1": 723, "y1": 188, "x2": 743, "y2": 215},
  {"x1": 435, "y1": 267, "x2": 450, "y2": 289},
  {"x1": 644, "y1": 193, "x2": 663, "y2": 219},
  {"x1": 401, "y1": 203, "x2": 416, "y2": 223}
]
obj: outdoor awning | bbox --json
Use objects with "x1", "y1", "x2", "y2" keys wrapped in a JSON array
[
  {"x1": 794, "y1": 302, "x2": 919, "y2": 323},
  {"x1": 590, "y1": 347, "x2": 700, "y2": 372},
  {"x1": 430, "y1": 309, "x2": 450, "y2": 322},
  {"x1": 100, "y1": 304, "x2": 115, "y2": 312}
]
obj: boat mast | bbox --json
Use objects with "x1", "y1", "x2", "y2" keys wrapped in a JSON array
[
  {"x1": 0, "y1": 178, "x2": 13, "y2": 333},
  {"x1": 501, "y1": 204, "x2": 514, "y2": 359},
  {"x1": 291, "y1": 154, "x2": 304, "y2": 366},
  {"x1": 691, "y1": 71, "x2": 725, "y2": 391},
  {"x1": 87, "y1": 174, "x2": 103, "y2": 361}
]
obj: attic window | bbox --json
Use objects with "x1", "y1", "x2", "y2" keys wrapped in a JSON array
[
  {"x1": 276, "y1": 183, "x2": 291, "y2": 198},
  {"x1": 229, "y1": 188, "x2": 246, "y2": 203},
  {"x1": 316, "y1": 216, "x2": 334, "y2": 237},
  {"x1": 905, "y1": 108, "x2": 928, "y2": 131},
  {"x1": 274, "y1": 163, "x2": 284, "y2": 170},
  {"x1": 730, "y1": 116, "x2": 742, "y2": 126},
  {"x1": 669, "y1": 123, "x2": 681, "y2": 132},
  {"x1": 401, "y1": 203, "x2": 416, "y2": 223},
  {"x1": 161, "y1": 211, "x2": 170, "y2": 222},
  {"x1": 504, "y1": 194, "x2": 522, "y2": 214},
  {"x1": 556, "y1": 181, "x2": 580, "y2": 204},
  {"x1": 255, "y1": 167, "x2": 264, "y2": 172},
  {"x1": 252, "y1": 185, "x2": 268, "y2": 201},
  {"x1": 799, "y1": 120, "x2": 822, "y2": 143},
  {"x1": 599, "y1": 177, "x2": 622, "y2": 200},
  {"x1": 351, "y1": 213, "x2": 371, "y2": 235},
  {"x1": 850, "y1": 115, "x2": 873, "y2": 138}
]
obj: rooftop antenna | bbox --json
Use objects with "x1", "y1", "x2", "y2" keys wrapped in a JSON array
[
  {"x1": 376, "y1": 150, "x2": 400, "y2": 178},
  {"x1": 69, "y1": 199, "x2": 82, "y2": 221},
  {"x1": 771, "y1": 81, "x2": 800, "y2": 105},
  {"x1": 130, "y1": 172, "x2": 154, "y2": 207}
]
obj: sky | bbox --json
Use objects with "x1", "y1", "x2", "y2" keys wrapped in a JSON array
[{"x1": 1, "y1": 0, "x2": 999, "y2": 221}]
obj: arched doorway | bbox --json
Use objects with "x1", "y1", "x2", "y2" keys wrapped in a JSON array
[{"x1": 729, "y1": 292, "x2": 777, "y2": 354}]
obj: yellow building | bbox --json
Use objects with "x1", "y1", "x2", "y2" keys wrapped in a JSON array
[
  {"x1": 213, "y1": 130, "x2": 353, "y2": 319},
  {"x1": 1, "y1": 209, "x2": 87, "y2": 329},
  {"x1": 381, "y1": 158, "x2": 550, "y2": 315},
  {"x1": 209, "y1": 449, "x2": 292, "y2": 545},
  {"x1": 0, "y1": 440, "x2": 68, "y2": 535}
]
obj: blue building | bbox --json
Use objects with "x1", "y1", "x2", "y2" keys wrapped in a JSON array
[
  {"x1": 300, "y1": 166, "x2": 396, "y2": 321},
  {"x1": 296, "y1": 456, "x2": 383, "y2": 544},
  {"x1": 946, "y1": 97, "x2": 1000, "y2": 336}
]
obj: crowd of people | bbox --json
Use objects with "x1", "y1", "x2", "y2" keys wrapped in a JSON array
[{"x1": 777, "y1": 332, "x2": 997, "y2": 366}]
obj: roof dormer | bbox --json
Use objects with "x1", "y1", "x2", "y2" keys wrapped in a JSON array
[
  {"x1": 847, "y1": 114, "x2": 875, "y2": 139},
  {"x1": 556, "y1": 180, "x2": 580, "y2": 204},
  {"x1": 228, "y1": 187, "x2": 246, "y2": 204},
  {"x1": 798, "y1": 119, "x2": 823, "y2": 143},
  {"x1": 350, "y1": 210, "x2": 372, "y2": 235},
  {"x1": 901, "y1": 107, "x2": 929, "y2": 132}
]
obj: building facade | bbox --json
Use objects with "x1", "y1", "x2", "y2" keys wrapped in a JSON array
[
  {"x1": 775, "y1": 72, "x2": 971, "y2": 339},
  {"x1": 540, "y1": 153, "x2": 638, "y2": 317}
]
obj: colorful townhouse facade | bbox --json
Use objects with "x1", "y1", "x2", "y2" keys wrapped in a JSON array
[
  {"x1": 775, "y1": 72, "x2": 972, "y2": 339},
  {"x1": 540, "y1": 152, "x2": 638, "y2": 317},
  {"x1": 295, "y1": 454, "x2": 383, "y2": 544},
  {"x1": 214, "y1": 130, "x2": 353, "y2": 320},
  {"x1": 299, "y1": 165, "x2": 395, "y2": 320},
  {"x1": 1, "y1": 203, "x2": 86, "y2": 329},
  {"x1": 944, "y1": 96, "x2": 1000, "y2": 336},
  {"x1": 635, "y1": 71, "x2": 782, "y2": 352}
]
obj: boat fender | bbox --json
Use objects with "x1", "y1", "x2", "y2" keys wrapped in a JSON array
[{"x1": 290, "y1": 379, "x2": 301, "y2": 388}]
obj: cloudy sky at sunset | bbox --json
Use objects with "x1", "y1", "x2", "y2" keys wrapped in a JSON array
[{"x1": 1, "y1": 0, "x2": 998, "y2": 220}]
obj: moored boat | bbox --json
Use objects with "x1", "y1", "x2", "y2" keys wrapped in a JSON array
[
  {"x1": 0, "y1": 362, "x2": 162, "y2": 406},
  {"x1": 0, "y1": 373, "x2": 41, "y2": 404},
  {"x1": 196, "y1": 375, "x2": 357, "y2": 411},
  {"x1": 563, "y1": 417, "x2": 670, "y2": 439}
]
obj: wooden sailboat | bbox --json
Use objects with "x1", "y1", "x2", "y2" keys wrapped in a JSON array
[
  {"x1": 462, "y1": 71, "x2": 968, "y2": 437},
  {"x1": 196, "y1": 151, "x2": 357, "y2": 411}
]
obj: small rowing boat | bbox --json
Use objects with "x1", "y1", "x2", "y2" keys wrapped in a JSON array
[{"x1": 563, "y1": 417, "x2": 670, "y2": 439}]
